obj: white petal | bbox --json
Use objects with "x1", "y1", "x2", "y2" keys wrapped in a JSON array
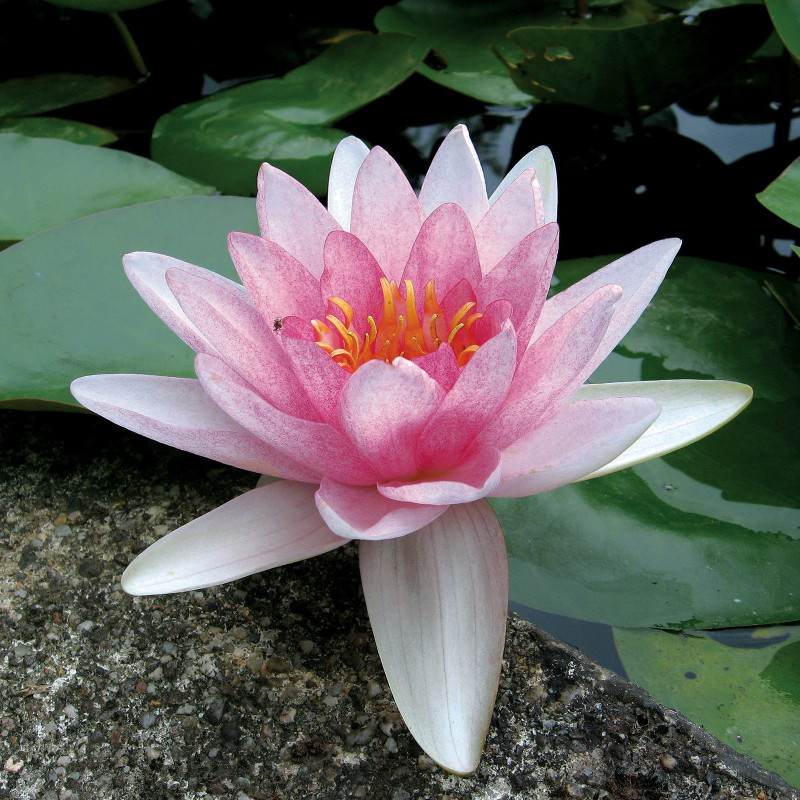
[
  {"x1": 327, "y1": 136, "x2": 370, "y2": 230},
  {"x1": 359, "y1": 500, "x2": 508, "y2": 775},
  {"x1": 419, "y1": 124, "x2": 489, "y2": 226},
  {"x1": 121, "y1": 481, "x2": 346, "y2": 595},
  {"x1": 573, "y1": 380, "x2": 753, "y2": 479},
  {"x1": 490, "y1": 145, "x2": 557, "y2": 223}
]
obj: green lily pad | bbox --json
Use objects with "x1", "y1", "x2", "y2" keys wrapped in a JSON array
[
  {"x1": 0, "y1": 74, "x2": 132, "y2": 118},
  {"x1": 0, "y1": 196, "x2": 259, "y2": 409},
  {"x1": 0, "y1": 133, "x2": 214, "y2": 241},
  {"x1": 0, "y1": 117, "x2": 117, "y2": 146},
  {"x1": 502, "y1": 2, "x2": 771, "y2": 116},
  {"x1": 764, "y1": 0, "x2": 800, "y2": 61},
  {"x1": 495, "y1": 256, "x2": 800, "y2": 630},
  {"x1": 757, "y1": 156, "x2": 800, "y2": 229},
  {"x1": 374, "y1": 0, "x2": 537, "y2": 106},
  {"x1": 615, "y1": 626, "x2": 800, "y2": 788},
  {"x1": 45, "y1": 0, "x2": 164, "y2": 11},
  {"x1": 151, "y1": 32, "x2": 422, "y2": 196}
]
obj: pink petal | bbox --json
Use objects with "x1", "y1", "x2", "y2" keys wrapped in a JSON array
[
  {"x1": 350, "y1": 146, "x2": 426, "y2": 283},
  {"x1": 70, "y1": 374, "x2": 317, "y2": 481},
  {"x1": 122, "y1": 481, "x2": 347, "y2": 595},
  {"x1": 489, "y1": 144, "x2": 557, "y2": 223},
  {"x1": 257, "y1": 163, "x2": 341, "y2": 278},
  {"x1": 413, "y1": 345, "x2": 461, "y2": 392},
  {"x1": 473, "y1": 298, "x2": 512, "y2": 345},
  {"x1": 475, "y1": 168, "x2": 546, "y2": 275},
  {"x1": 315, "y1": 478, "x2": 448, "y2": 540},
  {"x1": 378, "y1": 447, "x2": 502, "y2": 505},
  {"x1": 195, "y1": 353, "x2": 377, "y2": 485},
  {"x1": 492, "y1": 396, "x2": 661, "y2": 497},
  {"x1": 476, "y1": 222, "x2": 559, "y2": 346},
  {"x1": 418, "y1": 124, "x2": 488, "y2": 226},
  {"x1": 533, "y1": 239, "x2": 681, "y2": 382},
  {"x1": 166, "y1": 267, "x2": 320, "y2": 421},
  {"x1": 416, "y1": 321, "x2": 517, "y2": 472},
  {"x1": 337, "y1": 358, "x2": 445, "y2": 481},
  {"x1": 282, "y1": 336, "x2": 350, "y2": 426},
  {"x1": 477, "y1": 284, "x2": 622, "y2": 452},
  {"x1": 320, "y1": 231, "x2": 387, "y2": 336},
  {"x1": 359, "y1": 499, "x2": 507, "y2": 774},
  {"x1": 228, "y1": 231, "x2": 325, "y2": 326},
  {"x1": 401, "y1": 204, "x2": 482, "y2": 302},
  {"x1": 123, "y1": 252, "x2": 247, "y2": 355},
  {"x1": 328, "y1": 135, "x2": 370, "y2": 230}
]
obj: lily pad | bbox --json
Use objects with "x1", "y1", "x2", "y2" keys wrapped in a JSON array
[
  {"x1": 495, "y1": 256, "x2": 800, "y2": 629},
  {"x1": 502, "y1": 2, "x2": 771, "y2": 116},
  {"x1": 151, "y1": 32, "x2": 422, "y2": 196},
  {"x1": 0, "y1": 74, "x2": 132, "y2": 118},
  {"x1": 764, "y1": 0, "x2": 800, "y2": 61},
  {"x1": 0, "y1": 133, "x2": 214, "y2": 240},
  {"x1": 0, "y1": 196, "x2": 259, "y2": 409},
  {"x1": 757, "y1": 156, "x2": 800, "y2": 229},
  {"x1": 374, "y1": 0, "x2": 537, "y2": 106},
  {"x1": 0, "y1": 117, "x2": 118, "y2": 146},
  {"x1": 615, "y1": 626, "x2": 800, "y2": 787}
]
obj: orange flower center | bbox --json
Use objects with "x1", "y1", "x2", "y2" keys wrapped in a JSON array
[{"x1": 311, "y1": 278, "x2": 483, "y2": 372}]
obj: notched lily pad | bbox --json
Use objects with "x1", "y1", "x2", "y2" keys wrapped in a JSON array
[
  {"x1": 0, "y1": 133, "x2": 214, "y2": 241},
  {"x1": 0, "y1": 117, "x2": 118, "y2": 146},
  {"x1": 615, "y1": 626, "x2": 800, "y2": 787},
  {"x1": 0, "y1": 196, "x2": 259, "y2": 409},
  {"x1": 151, "y1": 32, "x2": 422, "y2": 196},
  {"x1": 0, "y1": 73, "x2": 132, "y2": 118},
  {"x1": 497, "y1": 256, "x2": 800, "y2": 630},
  {"x1": 502, "y1": 2, "x2": 771, "y2": 116}
]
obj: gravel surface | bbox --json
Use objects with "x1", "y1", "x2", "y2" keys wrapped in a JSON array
[{"x1": 1, "y1": 409, "x2": 797, "y2": 800}]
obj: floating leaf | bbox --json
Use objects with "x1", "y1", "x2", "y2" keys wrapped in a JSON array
[
  {"x1": 757, "y1": 156, "x2": 800, "y2": 228},
  {"x1": 615, "y1": 627, "x2": 800, "y2": 788},
  {"x1": 495, "y1": 256, "x2": 800, "y2": 629},
  {"x1": 374, "y1": 0, "x2": 536, "y2": 105},
  {"x1": 502, "y1": 2, "x2": 771, "y2": 116},
  {"x1": 764, "y1": 0, "x2": 800, "y2": 60},
  {"x1": 0, "y1": 197, "x2": 258, "y2": 409},
  {"x1": 151, "y1": 32, "x2": 421, "y2": 196},
  {"x1": 0, "y1": 133, "x2": 214, "y2": 240},
  {"x1": 0, "y1": 74, "x2": 132, "y2": 118},
  {"x1": 0, "y1": 117, "x2": 117, "y2": 146}
]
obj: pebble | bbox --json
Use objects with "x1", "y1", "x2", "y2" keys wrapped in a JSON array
[
  {"x1": 140, "y1": 712, "x2": 157, "y2": 729},
  {"x1": 661, "y1": 755, "x2": 678, "y2": 771},
  {"x1": 205, "y1": 700, "x2": 226, "y2": 725},
  {"x1": 54, "y1": 525, "x2": 72, "y2": 538}
]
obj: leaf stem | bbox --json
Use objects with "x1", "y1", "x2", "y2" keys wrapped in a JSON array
[{"x1": 109, "y1": 12, "x2": 148, "y2": 77}]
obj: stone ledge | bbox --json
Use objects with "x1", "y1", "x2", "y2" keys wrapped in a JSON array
[{"x1": 1, "y1": 410, "x2": 796, "y2": 800}]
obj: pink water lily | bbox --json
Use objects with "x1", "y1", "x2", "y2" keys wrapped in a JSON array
[{"x1": 71, "y1": 125, "x2": 751, "y2": 775}]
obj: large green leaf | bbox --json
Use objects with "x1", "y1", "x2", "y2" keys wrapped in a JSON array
[
  {"x1": 0, "y1": 74, "x2": 132, "y2": 118},
  {"x1": 0, "y1": 197, "x2": 259, "y2": 409},
  {"x1": 0, "y1": 133, "x2": 214, "y2": 240},
  {"x1": 496, "y1": 256, "x2": 800, "y2": 629},
  {"x1": 757, "y1": 156, "x2": 800, "y2": 228},
  {"x1": 151, "y1": 32, "x2": 421, "y2": 196},
  {"x1": 0, "y1": 116, "x2": 118, "y2": 146},
  {"x1": 374, "y1": 0, "x2": 536, "y2": 105},
  {"x1": 615, "y1": 626, "x2": 800, "y2": 788},
  {"x1": 764, "y1": 0, "x2": 800, "y2": 60},
  {"x1": 502, "y1": 2, "x2": 771, "y2": 116}
]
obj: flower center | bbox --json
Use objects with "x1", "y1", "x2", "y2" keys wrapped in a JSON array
[{"x1": 311, "y1": 278, "x2": 483, "y2": 372}]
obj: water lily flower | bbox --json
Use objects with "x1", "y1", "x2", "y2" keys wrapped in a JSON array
[{"x1": 71, "y1": 125, "x2": 751, "y2": 775}]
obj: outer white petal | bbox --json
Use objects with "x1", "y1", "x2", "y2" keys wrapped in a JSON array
[
  {"x1": 490, "y1": 145, "x2": 557, "y2": 223},
  {"x1": 327, "y1": 136, "x2": 370, "y2": 231},
  {"x1": 418, "y1": 124, "x2": 489, "y2": 226},
  {"x1": 121, "y1": 482, "x2": 347, "y2": 595},
  {"x1": 360, "y1": 500, "x2": 508, "y2": 775},
  {"x1": 574, "y1": 380, "x2": 753, "y2": 480}
]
